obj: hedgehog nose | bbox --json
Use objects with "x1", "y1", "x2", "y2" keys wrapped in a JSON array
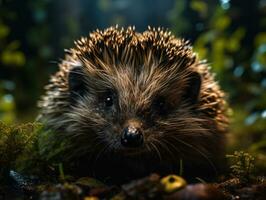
[{"x1": 121, "y1": 126, "x2": 143, "y2": 147}]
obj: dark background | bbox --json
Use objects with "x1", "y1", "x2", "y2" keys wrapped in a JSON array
[{"x1": 0, "y1": 0, "x2": 266, "y2": 169}]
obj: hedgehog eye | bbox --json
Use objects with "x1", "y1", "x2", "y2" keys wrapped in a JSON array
[
  {"x1": 103, "y1": 91, "x2": 115, "y2": 108},
  {"x1": 68, "y1": 67, "x2": 87, "y2": 98},
  {"x1": 105, "y1": 95, "x2": 113, "y2": 107},
  {"x1": 152, "y1": 96, "x2": 168, "y2": 115}
]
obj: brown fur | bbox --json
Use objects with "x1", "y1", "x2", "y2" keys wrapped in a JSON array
[{"x1": 38, "y1": 26, "x2": 228, "y2": 183}]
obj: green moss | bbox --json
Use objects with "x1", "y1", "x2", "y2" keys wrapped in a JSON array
[
  {"x1": 0, "y1": 122, "x2": 40, "y2": 180},
  {"x1": 0, "y1": 121, "x2": 64, "y2": 182}
]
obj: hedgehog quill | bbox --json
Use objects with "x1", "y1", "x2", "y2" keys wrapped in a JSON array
[{"x1": 38, "y1": 26, "x2": 229, "y2": 184}]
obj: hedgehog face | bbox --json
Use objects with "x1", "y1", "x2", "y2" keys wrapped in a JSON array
[
  {"x1": 38, "y1": 27, "x2": 228, "y2": 180},
  {"x1": 65, "y1": 57, "x2": 206, "y2": 157}
]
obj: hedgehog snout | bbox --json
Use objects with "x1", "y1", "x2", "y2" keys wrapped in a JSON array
[{"x1": 121, "y1": 119, "x2": 144, "y2": 148}]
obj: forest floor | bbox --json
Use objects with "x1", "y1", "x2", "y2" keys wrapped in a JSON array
[{"x1": 1, "y1": 172, "x2": 266, "y2": 200}]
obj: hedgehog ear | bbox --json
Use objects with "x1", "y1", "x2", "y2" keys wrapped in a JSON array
[
  {"x1": 68, "y1": 67, "x2": 87, "y2": 99},
  {"x1": 184, "y1": 72, "x2": 202, "y2": 104}
]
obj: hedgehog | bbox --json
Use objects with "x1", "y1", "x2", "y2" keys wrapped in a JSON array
[{"x1": 38, "y1": 26, "x2": 229, "y2": 184}]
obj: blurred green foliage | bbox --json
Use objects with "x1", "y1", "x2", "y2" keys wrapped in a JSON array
[{"x1": 0, "y1": 0, "x2": 265, "y2": 172}]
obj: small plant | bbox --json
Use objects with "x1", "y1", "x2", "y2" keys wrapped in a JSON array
[{"x1": 226, "y1": 151, "x2": 255, "y2": 183}]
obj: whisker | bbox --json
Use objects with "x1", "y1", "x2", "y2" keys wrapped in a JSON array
[
  {"x1": 168, "y1": 136, "x2": 217, "y2": 176},
  {"x1": 93, "y1": 141, "x2": 113, "y2": 168},
  {"x1": 149, "y1": 141, "x2": 162, "y2": 162},
  {"x1": 151, "y1": 138, "x2": 176, "y2": 161},
  {"x1": 160, "y1": 138, "x2": 183, "y2": 159}
]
